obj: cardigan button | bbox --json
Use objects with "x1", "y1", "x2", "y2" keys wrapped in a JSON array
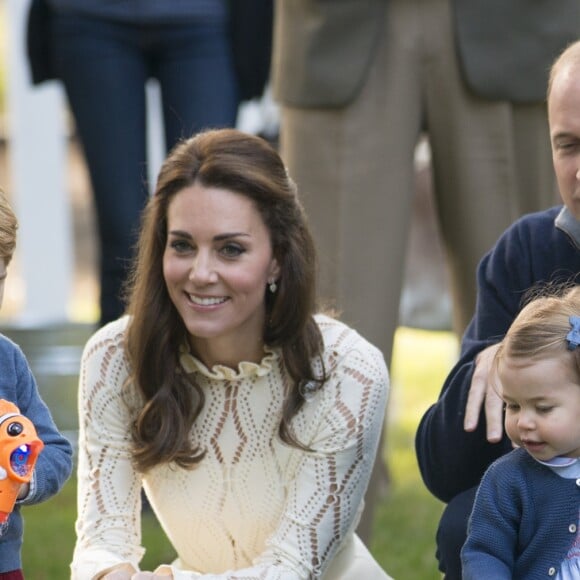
[
  {"x1": 576, "y1": 478, "x2": 580, "y2": 487},
  {"x1": 570, "y1": 524, "x2": 577, "y2": 533},
  {"x1": 548, "y1": 567, "x2": 556, "y2": 576}
]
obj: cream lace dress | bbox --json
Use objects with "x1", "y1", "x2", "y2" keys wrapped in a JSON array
[{"x1": 71, "y1": 314, "x2": 392, "y2": 579}]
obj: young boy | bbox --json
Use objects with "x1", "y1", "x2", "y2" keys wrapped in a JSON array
[{"x1": 0, "y1": 191, "x2": 73, "y2": 579}]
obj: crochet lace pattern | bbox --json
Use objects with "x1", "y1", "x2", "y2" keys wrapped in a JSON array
[{"x1": 71, "y1": 315, "x2": 389, "y2": 580}]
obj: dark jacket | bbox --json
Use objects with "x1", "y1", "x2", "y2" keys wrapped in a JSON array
[{"x1": 415, "y1": 206, "x2": 580, "y2": 502}]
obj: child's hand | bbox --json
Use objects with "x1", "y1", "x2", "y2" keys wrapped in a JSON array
[{"x1": 17, "y1": 483, "x2": 29, "y2": 500}]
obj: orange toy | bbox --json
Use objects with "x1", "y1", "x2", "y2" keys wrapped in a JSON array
[{"x1": 0, "y1": 400, "x2": 44, "y2": 523}]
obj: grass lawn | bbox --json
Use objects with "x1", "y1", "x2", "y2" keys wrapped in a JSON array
[{"x1": 21, "y1": 327, "x2": 457, "y2": 579}]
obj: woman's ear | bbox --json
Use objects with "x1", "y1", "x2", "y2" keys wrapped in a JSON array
[{"x1": 269, "y1": 258, "x2": 281, "y2": 281}]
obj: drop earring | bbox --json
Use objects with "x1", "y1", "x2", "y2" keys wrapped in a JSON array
[{"x1": 269, "y1": 280, "x2": 277, "y2": 293}]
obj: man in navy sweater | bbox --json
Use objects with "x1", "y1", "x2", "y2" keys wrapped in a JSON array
[{"x1": 415, "y1": 39, "x2": 580, "y2": 579}]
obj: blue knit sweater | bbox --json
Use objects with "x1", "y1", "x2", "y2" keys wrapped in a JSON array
[
  {"x1": 461, "y1": 448, "x2": 580, "y2": 579},
  {"x1": 0, "y1": 334, "x2": 73, "y2": 573},
  {"x1": 416, "y1": 206, "x2": 580, "y2": 502}
]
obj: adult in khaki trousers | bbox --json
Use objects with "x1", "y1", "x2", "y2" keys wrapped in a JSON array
[{"x1": 271, "y1": 0, "x2": 580, "y2": 571}]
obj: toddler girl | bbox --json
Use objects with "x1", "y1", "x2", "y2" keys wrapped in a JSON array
[{"x1": 462, "y1": 285, "x2": 580, "y2": 579}]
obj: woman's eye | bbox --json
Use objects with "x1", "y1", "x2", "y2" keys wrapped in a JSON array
[
  {"x1": 505, "y1": 403, "x2": 519, "y2": 412},
  {"x1": 170, "y1": 240, "x2": 192, "y2": 253},
  {"x1": 221, "y1": 244, "x2": 245, "y2": 258}
]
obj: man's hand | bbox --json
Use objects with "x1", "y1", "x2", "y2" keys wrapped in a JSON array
[{"x1": 463, "y1": 343, "x2": 504, "y2": 442}]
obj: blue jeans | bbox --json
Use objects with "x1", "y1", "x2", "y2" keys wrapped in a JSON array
[{"x1": 50, "y1": 12, "x2": 238, "y2": 325}]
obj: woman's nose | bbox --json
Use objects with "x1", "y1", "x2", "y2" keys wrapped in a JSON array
[{"x1": 189, "y1": 251, "x2": 217, "y2": 284}]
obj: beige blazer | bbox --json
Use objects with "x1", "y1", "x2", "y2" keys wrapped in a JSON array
[{"x1": 272, "y1": 0, "x2": 580, "y2": 107}]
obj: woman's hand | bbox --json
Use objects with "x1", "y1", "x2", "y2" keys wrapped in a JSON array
[
  {"x1": 103, "y1": 572, "x2": 132, "y2": 580},
  {"x1": 101, "y1": 563, "x2": 138, "y2": 579},
  {"x1": 101, "y1": 565, "x2": 172, "y2": 579}
]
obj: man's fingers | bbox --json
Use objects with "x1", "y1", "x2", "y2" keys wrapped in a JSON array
[
  {"x1": 464, "y1": 372, "x2": 486, "y2": 431},
  {"x1": 484, "y1": 387, "x2": 504, "y2": 443},
  {"x1": 464, "y1": 343, "x2": 502, "y2": 432}
]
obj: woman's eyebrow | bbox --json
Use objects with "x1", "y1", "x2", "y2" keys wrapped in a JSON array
[
  {"x1": 213, "y1": 232, "x2": 251, "y2": 241},
  {"x1": 168, "y1": 230, "x2": 251, "y2": 241}
]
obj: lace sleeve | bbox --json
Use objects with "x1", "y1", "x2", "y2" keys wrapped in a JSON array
[{"x1": 71, "y1": 320, "x2": 145, "y2": 580}]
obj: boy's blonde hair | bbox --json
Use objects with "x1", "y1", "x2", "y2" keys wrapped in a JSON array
[{"x1": 0, "y1": 191, "x2": 18, "y2": 264}]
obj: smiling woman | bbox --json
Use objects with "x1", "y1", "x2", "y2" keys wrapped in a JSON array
[
  {"x1": 163, "y1": 184, "x2": 280, "y2": 368},
  {"x1": 70, "y1": 128, "x2": 393, "y2": 580}
]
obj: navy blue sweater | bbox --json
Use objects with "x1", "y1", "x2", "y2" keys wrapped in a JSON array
[
  {"x1": 461, "y1": 448, "x2": 580, "y2": 579},
  {"x1": 0, "y1": 334, "x2": 73, "y2": 573},
  {"x1": 415, "y1": 206, "x2": 580, "y2": 502}
]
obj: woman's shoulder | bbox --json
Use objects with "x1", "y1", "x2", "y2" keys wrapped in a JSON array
[
  {"x1": 81, "y1": 316, "x2": 130, "y2": 361},
  {"x1": 315, "y1": 313, "x2": 382, "y2": 356},
  {"x1": 314, "y1": 313, "x2": 387, "y2": 377}
]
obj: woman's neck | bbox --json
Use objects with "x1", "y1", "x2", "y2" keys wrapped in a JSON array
[{"x1": 190, "y1": 336, "x2": 266, "y2": 370}]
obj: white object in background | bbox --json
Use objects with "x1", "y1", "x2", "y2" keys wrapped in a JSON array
[{"x1": 5, "y1": 0, "x2": 73, "y2": 325}]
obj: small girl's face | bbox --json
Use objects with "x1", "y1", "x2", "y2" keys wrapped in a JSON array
[{"x1": 499, "y1": 354, "x2": 580, "y2": 461}]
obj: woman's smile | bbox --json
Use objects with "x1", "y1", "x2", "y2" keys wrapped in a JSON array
[{"x1": 186, "y1": 293, "x2": 230, "y2": 307}]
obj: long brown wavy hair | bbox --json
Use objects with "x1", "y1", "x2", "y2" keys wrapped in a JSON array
[{"x1": 125, "y1": 129, "x2": 326, "y2": 472}]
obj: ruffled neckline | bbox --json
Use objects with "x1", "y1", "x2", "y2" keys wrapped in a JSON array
[{"x1": 179, "y1": 346, "x2": 278, "y2": 380}]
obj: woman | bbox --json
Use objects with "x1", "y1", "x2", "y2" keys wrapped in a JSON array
[{"x1": 71, "y1": 129, "x2": 391, "y2": 579}]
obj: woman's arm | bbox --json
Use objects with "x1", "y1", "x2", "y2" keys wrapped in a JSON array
[{"x1": 71, "y1": 321, "x2": 145, "y2": 580}]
